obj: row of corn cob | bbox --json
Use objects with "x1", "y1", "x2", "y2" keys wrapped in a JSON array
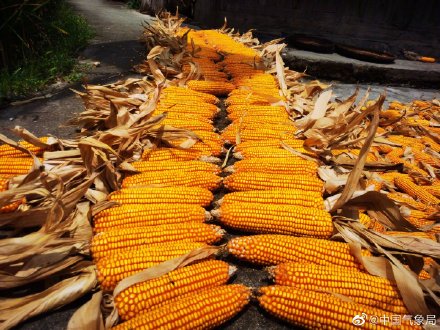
[
  {"x1": 101, "y1": 31, "x2": 256, "y2": 328},
  {"x1": 201, "y1": 29, "x2": 425, "y2": 329}
]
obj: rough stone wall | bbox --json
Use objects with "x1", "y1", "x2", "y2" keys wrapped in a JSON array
[{"x1": 193, "y1": 0, "x2": 440, "y2": 58}]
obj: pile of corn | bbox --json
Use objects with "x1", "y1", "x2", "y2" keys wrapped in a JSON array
[{"x1": 2, "y1": 18, "x2": 438, "y2": 329}]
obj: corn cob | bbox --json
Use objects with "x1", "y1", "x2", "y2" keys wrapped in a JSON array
[
  {"x1": 271, "y1": 263, "x2": 407, "y2": 314},
  {"x1": 421, "y1": 136, "x2": 440, "y2": 153},
  {"x1": 227, "y1": 104, "x2": 286, "y2": 115},
  {"x1": 121, "y1": 170, "x2": 221, "y2": 190},
  {"x1": 387, "y1": 192, "x2": 436, "y2": 212},
  {"x1": 233, "y1": 146, "x2": 311, "y2": 160},
  {"x1": 155, "y1": 105, "x2": 218, "y2": 119},
  {"x1": 413, "y1": 100, "x2": 431, "y2": 107},
  {"x1": 394, "y1": 175, "x2": 440, "y2": 205},
  {"x1": 96, "y1": 241, "x2": 207, "y2": 290},
  {"x1": 161, "y1": 119, "x2": 214, "y2": 132},
  {"x1": 161, "y1": 86, "x2": 220, "y2": 104},
  {"x1": 112, "y1": 284, "x2": 250, "y2": 330},
  {"x1": 358, "y1": 213, "x2": 386, "y2": 232},
  {"x1": 227, "y1": 235, "x2": 368, "y2": 268},
  {"x1": 115, "y1": 260, "x2": 234, "y2": 320},
  {"x1": 384, "y1": 231, "x2": 436, "y2": 240},
  {"x1": 107, "y1": 187, "x2": 214, "y2": 206},
  {"x1": 372, "y1": 144, "x2": 394, "y2": 154},
  {"x1": 217, "y1": 189, "x2": 323, "y2": 209},
  {"x1": 365, "y1": 179, "x2": 382, "y2": 191},
  {"x1": 258, "y1": 286, "x2": 417, "y2": 330},
  {"x1": 234, "y1": 139, "x2": 304, "y2": 152},
  {"x1": 131, "y1": 160, "x2": 220, "y2": 174},
  {"x1": 224, "y1": 172, "x2": 323, "y2": 192},
  {"x1": 424, "y1": 185, "x2": 440, "y2": 197},
  {"x1": 225, "y1": 158, "x2": 318, "y2": 175},
  {"x1": 164, "y1": 112, "x2": 213, "y2": 123},
  {"x1": 388, "y1": 101, "x2": 408, "y2": 110},
  {"x1": 94, "y1": 204, "x2": 211, "y2": 232},
  {"x1": 0, "y1": 157, "x2": 35, "y2": 177},
  {"x1": 141, "y1": 148, "x2": 218, "y2": 163},
  {"x1": 0, "y1": 137, "x2": 48, "y2": 157},
  {"x1": 91, "y1": 223, "x2": 224, "y2": 260},
  {"x1": 213, "y1": 203, "x2": 333, "y2": 238},
  {"x1": 228, "y1": 111, "x2": 289, "y2": 122},
  {"x1": 0, "y1": 178, "x2": 8, "y2": 191},
  {"x1": 222, "y1": 128, "x2": 298, "y2": 143},
  {"x1": 158, "y1": 100, "x2": 219, "y2": 113},
  {"x1": 187, "y1": 80, "x2": 235, "y2": 96},
  {"x1": 0, "y1": 199, "x2": 23, "y2": 213}
]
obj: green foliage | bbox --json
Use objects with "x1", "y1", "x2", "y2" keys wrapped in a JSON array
[
  {"x1": 126, "y1": 0, "x2": 142, "y2": 10},
  {"x1": 0, "y1": 1, "x2": 93, "y2": 101}
]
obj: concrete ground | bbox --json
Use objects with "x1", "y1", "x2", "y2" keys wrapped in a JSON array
[{"x1": 4, "y1": 1, "x2": 439, "y2": 330}]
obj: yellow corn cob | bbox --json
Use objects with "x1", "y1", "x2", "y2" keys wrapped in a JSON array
[
  {"x1": 94, "y1": 204, "x2": 211, "y2": 232},
  {"x1": 421, "y1": 136, "x2": 440, "y2": 153},
  {"x1": 121, "y1": 170, "x2": 221, "y2": 190},
  {"x1": 141, "y1": 148, "x2": 218, "y2": 162},
  {"x1": 372, "y1": 144, "x2": 394, "y2": 154},
  {"x1": 387, "y1": 136, "x2": 424, "y2": 149},
  {"x1": 394, "y1": 175, "x2": 440, "y2": 205},
  {"x1": 91, "y1": 223, "x2": 224, "y2": 260},
  {"x1": 233, "y1": 147, "x2": 308, "y2": 160},
  {"x1": 163, "y1": 112, "x2": 213, "y2": 123},
  {"x1": 384, "y1": 231, "x2": 436, "y2": 240},
  {"x1": 387, "y1": 192, "x2": 436, "y2": 212},
  {"x1": 389, "y1": 101, "x2": 408, "y2": 110},
  {"x1": 112, "y1": 284, "x2": 250, "y2": 330},
  {"x1": 412, "y1": 149, "x2": 439, "y2": 166},
  {"x1": 188, "y1": 140, "x2": 224, "y2": 156},
  {"x1": 155, "y1": 104, "x2": 218, "y2": 119},
  {"x1": 271, "y1": 263, "x2": 407, "y2": 314},
  {"x1": 217, "y1": 189, "x2": 323, "y2": 209},
  {"x1": 223, "y1": 172, "x2": 323, "y2": 192},
  {"x1": 406, "y1": 216, "x2": 435, "y2": 229},
  {"x1": 213, "y1": 202, "x2": 333, "y2": 238},
  {"x1": 258, "y1": 286, "x2": 417, "y2": 330},
  {"x1": 0, "y1": 178, "x2": 9, "y2": 191},
  {"x1": 0, "y1": 137, "x2": 48, "y2": 157},
  {"x1": 187, "y1": 80, "x2": 235, "y2": 96},
  {"x1": 381, "y1": 109, "x2": 402, "y2": 120},
  {"x1": 413, "y1": 100, "x2": 431, "y2": 107},
  {"x1": 107, "y1": 187, "x2": 214, "y2": 206},
  {"x1": 358, "y1": 213, "x2": 386, "y2": 232},
  {"x1": 234, "y1": 139, "x2": 304, "y2": 152},
  {"x1": 224, "y1": 121, "x2": 296, "y2": 134},
  {"x1": 131, "y1": 160, "x2": 220, "y2": 174},
  {"x1": 405, "y1": 209, "x2": 431, "y2": 219},
  {"x1": 226, "y1": 94, "x2": 271, "y2": 106},
  {"x1": 228, "y1": 111, "x2": 289, "y2": 122},
  {"x1": 227, "y1": 235, "x2": 368, "y2": 268},
  {"x1": 158, "y1": 100, "x2": 219, "y2": 113},
  {"x1": 425, "y1": 185, "x2": 440, "y2": 197},
  {"x1": 115, "y1": 260, "x2": 234, "y2": 320},
  {"x1": 227, "y1": 105, "x2": 286, "y2": 115},
  {"x1": 403, "y1": 118, "x2": 431, "y2": 127},
  {"x1": 0, "y1": 198, "x2": 24, "y2": 213},
  {"x1": 222, "y1": 128, "x2": 298, "y2": 143},
  {"x1": 96, "y1": 241, "x2": 207, "y2": 290},
  {"x1": 225, "y1": 158, "x2": 318, "y2": 175},
  {"x1": 161, "y1": 86, "x2": 220, "y2": 104},
  {"x1": 161, "y1": 119, "x2": 214, "y2": 132},
  {"x1": 0, "y1": 157, "x2": 35, "y2": 177},
  {"x1": 365, "y1": 179, "x2": 382, "y2": 191}
]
